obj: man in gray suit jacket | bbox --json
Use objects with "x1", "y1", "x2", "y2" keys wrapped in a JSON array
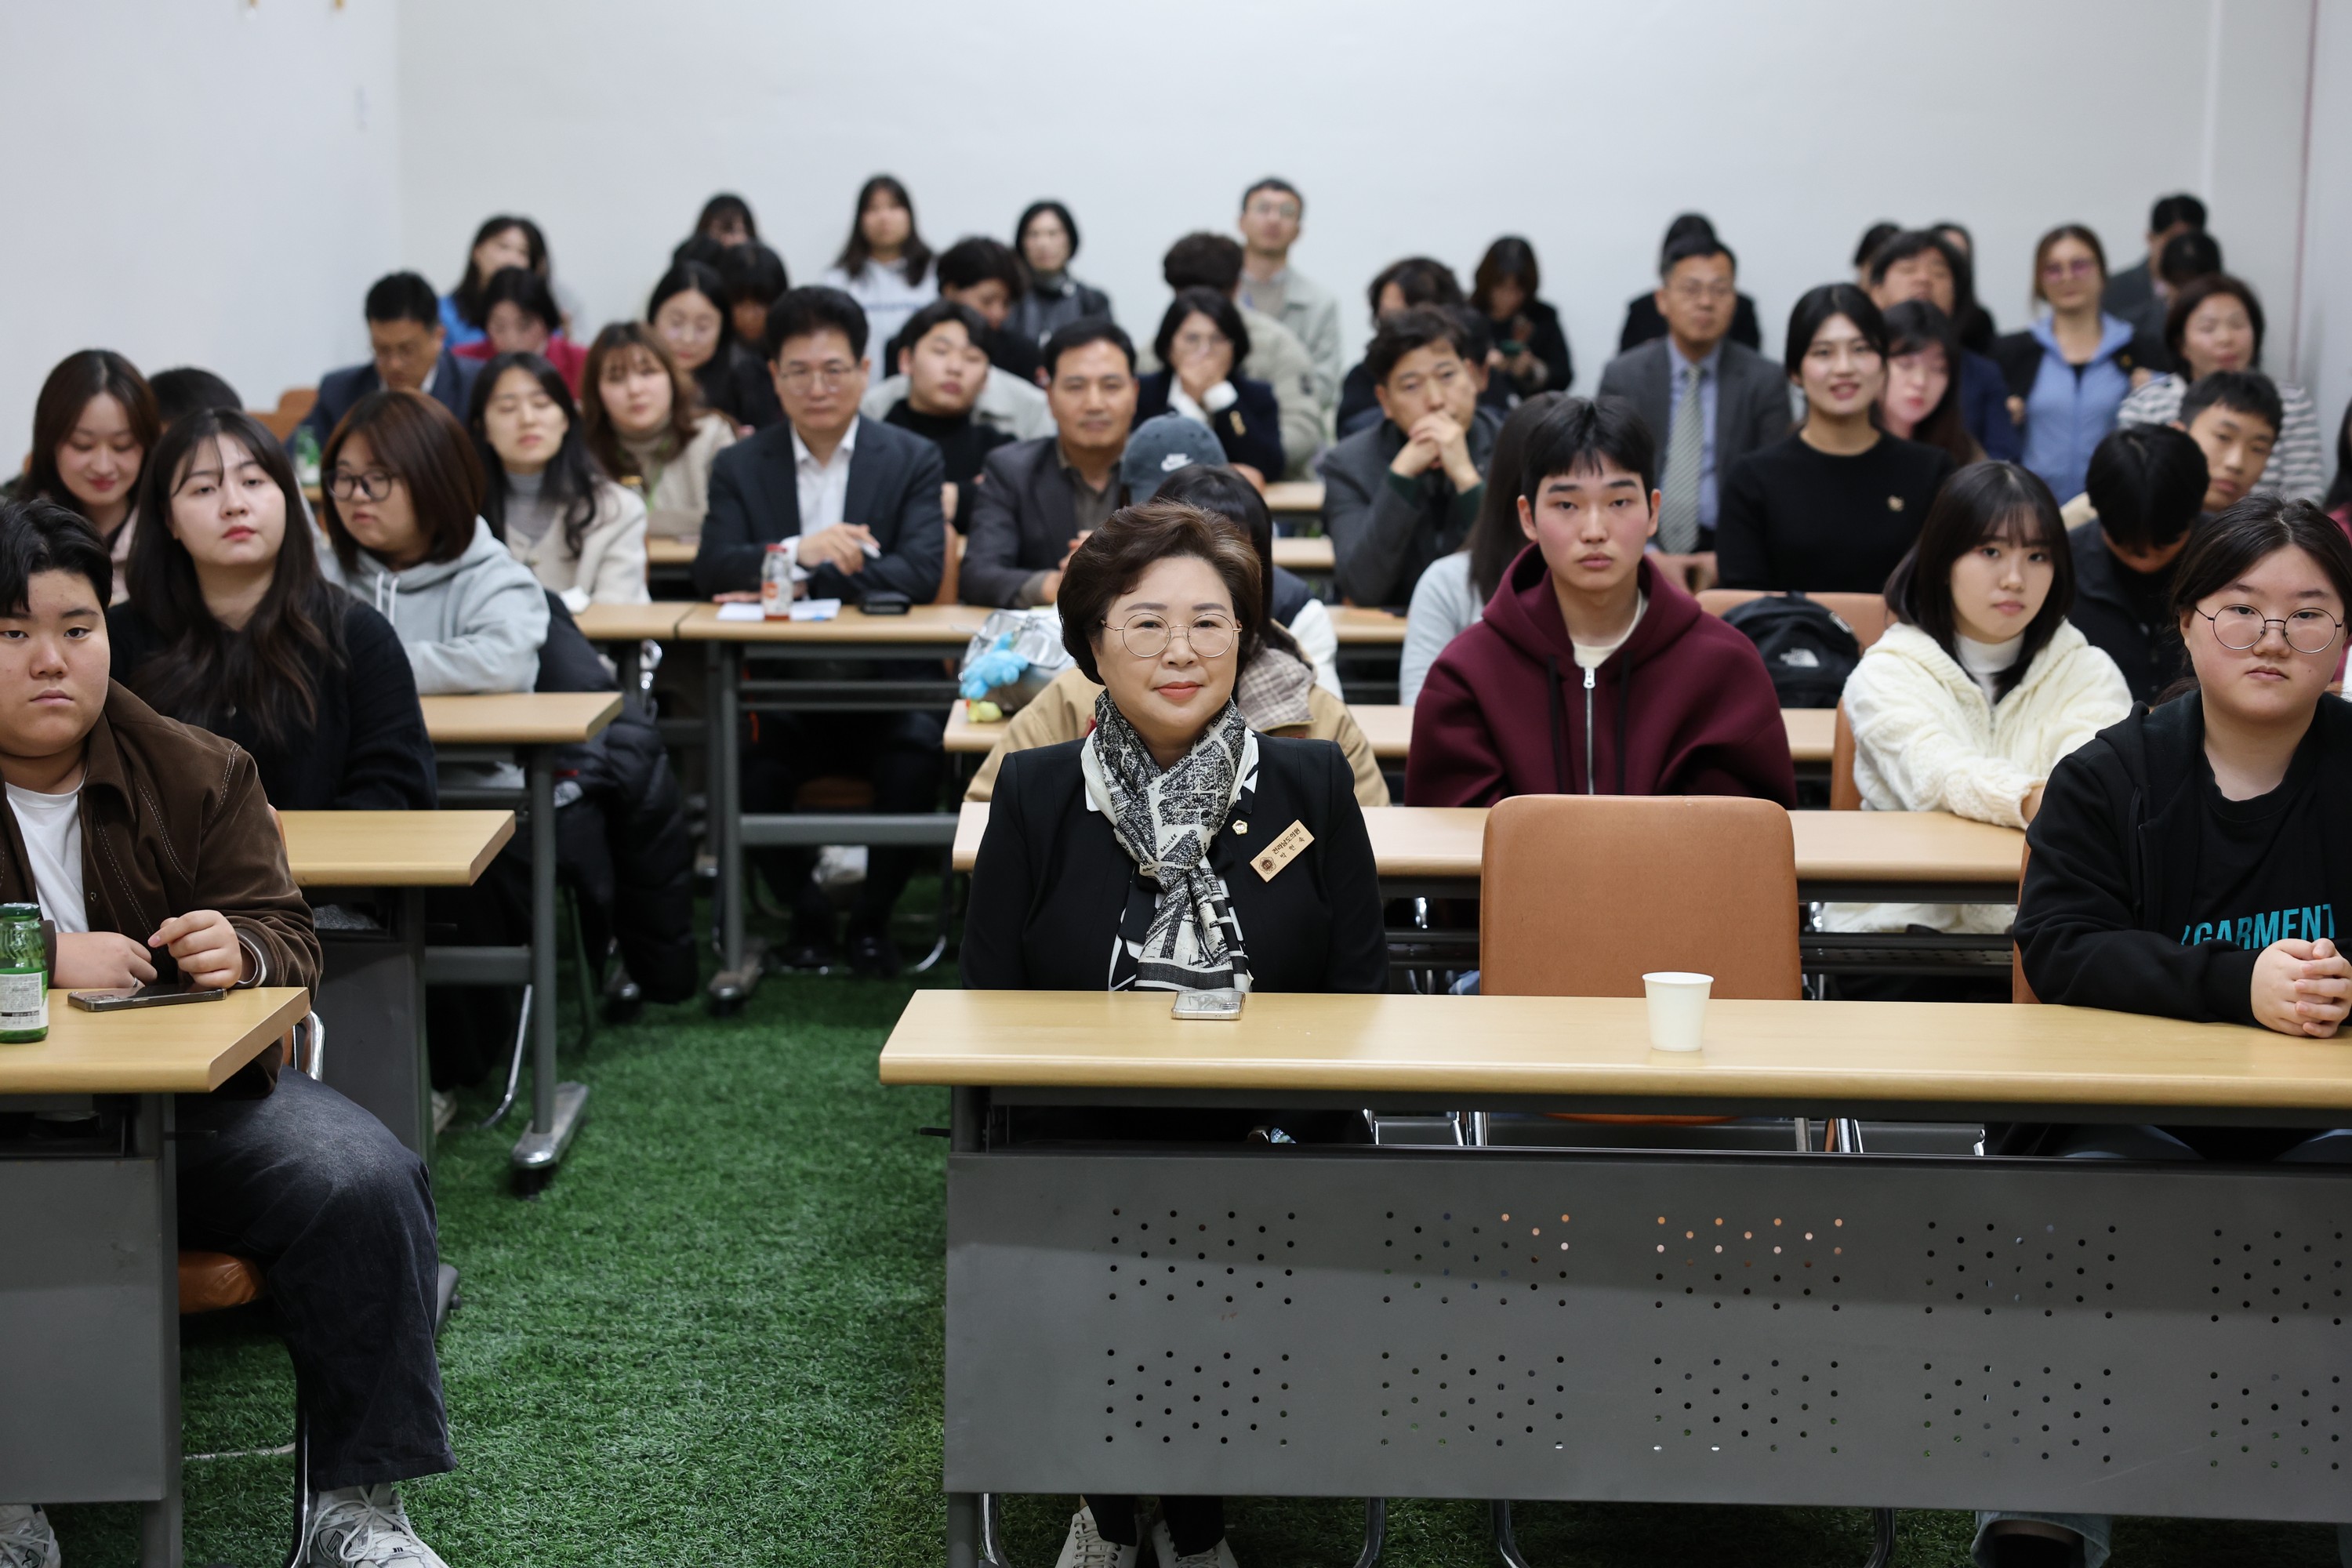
[{"x1": 1595, "y1": 234, "x2": 1791, "y2": 554}]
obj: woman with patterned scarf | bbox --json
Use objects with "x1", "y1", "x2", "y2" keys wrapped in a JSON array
[{"x1": 960, "y1": 499, "x2": 1386, "y2": 1568}]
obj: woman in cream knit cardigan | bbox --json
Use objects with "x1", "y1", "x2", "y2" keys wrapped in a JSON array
[{"x1": 1831, "y1": 462, "x2": 2131, "y2": 945}]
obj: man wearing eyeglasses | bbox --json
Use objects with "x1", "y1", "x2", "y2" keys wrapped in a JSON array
[
  {"x1": 297, "y1": 271, "x2": 480, "y2": 448},
  {"x1": 1317, "y1": 307, "x2": 1502, "y2": 609},
  {"x1": 694, "y1": 285, "x2": 947, "y2": 975},
  {"x1": 1596, "y1": 234, "x2": 1791, "y2": 567}
]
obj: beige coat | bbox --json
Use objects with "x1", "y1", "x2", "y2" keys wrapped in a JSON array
[
  {"x1": 508, "y1": 477, "x2": 651, "y2": 611},
  {"x1": 625, "y1": 413, "x2": 737, "y2": 539},
  {"x1": 964, "y1": 664, "x2": 1388, "y2": 807}
]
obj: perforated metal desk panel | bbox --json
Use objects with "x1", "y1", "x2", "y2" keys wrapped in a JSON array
[{"x1": 896, "y1": 993, "x2": 2352, "y2": 1523}]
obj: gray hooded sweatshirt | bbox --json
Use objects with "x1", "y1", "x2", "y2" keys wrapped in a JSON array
[{"x1": 333, "y1": 516, "x2": 549, "y2": 695}]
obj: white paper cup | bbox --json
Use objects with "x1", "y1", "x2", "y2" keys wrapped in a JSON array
[{"x1": 1642, "y1": 971, "x2": 1713, "y2": 1052}]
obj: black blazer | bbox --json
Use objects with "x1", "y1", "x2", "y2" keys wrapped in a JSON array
[
  {"x1": 692, "y1": 416, "x2": 946, "y2": 601},
  {"x1": 961, "y1": 734, "x2": 1387, "y2": 993},
  {"x1": 299, "y1": 353, "x2": 477, "y2": 448},
  {"x1": 1134, "y1": 371, "x2": 1285, "y2": 479},
  {"x1": 961, "y1": 435, "x2": 1108, "y2": 608}
]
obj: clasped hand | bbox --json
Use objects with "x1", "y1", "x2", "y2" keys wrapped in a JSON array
[
  {"x1": 55, "y1": 910, "x2": 244, "y2": 990},
  {"x1": 2252, "y1": 937, "x2": 2351, "y2": 1038}
]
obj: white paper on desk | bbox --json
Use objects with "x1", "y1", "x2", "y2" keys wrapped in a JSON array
[
  {"x1": 714, "y1": 602, "x2": 764, "y2": 622},
  {"x1": 789, "y1": 598, "x2": 843, "y2": 621}
]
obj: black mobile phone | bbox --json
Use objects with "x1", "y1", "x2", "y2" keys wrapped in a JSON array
[
  {"x1": 860, "y1": 591, "x2": 912, "y2": 616},
  {"x1": 67, "y1": 983, "x2": 229, "y2": 1012}
]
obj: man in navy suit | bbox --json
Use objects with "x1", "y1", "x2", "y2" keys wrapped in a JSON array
[
  {"x1": 694, "y1": 287, "x2": 947, "y2": 975},
  {"x1": 298, "y1": 271, "x2": 479, "y2": 446}
]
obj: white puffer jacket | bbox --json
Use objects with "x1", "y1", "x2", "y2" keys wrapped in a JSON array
[{"x1": 1827, "y1": 619, "x2": 2130, "y2": 934}]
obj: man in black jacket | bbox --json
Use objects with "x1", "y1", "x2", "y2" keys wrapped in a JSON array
[
  {"x1": 692, "y1": 287, "x2": 948, "y2": 974},
  {"x1": 1317, "y1": 307, "x2": 1500, "y2": 608},
  {"x1": 2070, "y1": 426, "x2": 2208, "y2": 703},
  {"x1": 298, "y1": 271, "x2": 479, "y2": 448},
  {"x1": 960, "y1": 320, "x2": 1138, "y2": 608}
]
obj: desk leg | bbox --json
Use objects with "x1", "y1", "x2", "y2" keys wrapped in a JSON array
[
  {"x1": 140, "y1": 1094, "x2": 183, "y2": 1568},
  {"x1": 511, "y1": 746, "x2": 587, "y2": 1181},
  {"x1": 707, "y1": 641, "x2": 761, "y2": 1010}
]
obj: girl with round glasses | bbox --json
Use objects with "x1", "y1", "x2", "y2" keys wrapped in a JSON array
[{"x1": 1991, "y1": 495, "x2": 2352, "y2": 1568}]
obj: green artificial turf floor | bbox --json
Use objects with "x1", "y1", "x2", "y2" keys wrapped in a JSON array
[{"x1": 42, "y1": 895, "x2": 2349, "y2": 1566}]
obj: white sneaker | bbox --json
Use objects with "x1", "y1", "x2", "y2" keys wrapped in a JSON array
[
  {"x1": 1150, "y1": 1517, "x2": 1238, "y2": 1568},
  {"x1": 0, "y1": 1506, "x2": 60, "y2": 1568},
  {"x1": 306, "y1": 1486, "x2": 448, "y2": 1567},
  {"x1": 1054, "y1": 1504, "x2": 1138, "y2": 1568}
]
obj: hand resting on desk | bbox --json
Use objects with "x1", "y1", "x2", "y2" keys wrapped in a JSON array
[{"x1": 2252, "y1": 937, "x2": 2350, "y2": 1038}]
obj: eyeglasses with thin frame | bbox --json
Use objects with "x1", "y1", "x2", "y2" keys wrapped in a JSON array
[
  {"x1": 777, "y1": 364, "x2": 858, "y2": 391},
  {"x1": 2040, "y1": 257, "x2": 2100, "y2": 281},
  {"x1": 1103, "y1": 612, "x2": 1237, "y2": 660},
  {"x1": 2192, "y1": 602, "x2": 2345, "y2": 655},
  {"x1": 326, "y1": 468, "x2": 397, "y2": 502}
]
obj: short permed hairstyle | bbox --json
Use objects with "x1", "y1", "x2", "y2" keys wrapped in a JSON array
[
  {"x1": 1366, "y1": 307, "x2": 1472, "y2": 387},
  {"x1": 1056, "y1": 499, "x2": 1264, "y2": 684},
  {"x1": 762, "y1": 285, "x2": 870, "y2": 364}
]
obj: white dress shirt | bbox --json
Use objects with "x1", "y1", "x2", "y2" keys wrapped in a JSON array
[{"x1": 779, "y1": 417, "x2": 859, "y2": 582}]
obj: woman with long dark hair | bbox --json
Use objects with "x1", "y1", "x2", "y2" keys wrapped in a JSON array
[
  {"x1": 21, "y1": 349, "x2": 161, "y2": 602},
  {"x1": 1470, "y1": 235, "x2": 1573, "y2": 407},
  {"x1": 818, "y1": 174, "x2": 937, "y2": 359},
  {"x1": 579, "y1": 322, "x2": 738, "y2": 539},
  {"x1": 469, "y1": 351, "x2": 648, "y2": 608},
  {"x1": 1007, "y1": 199, "x2": 1112, "y2": 345},
  {"x1": 1399, "y1": 390, "x2": 1563, "y2": 704},
  {"x1": 1826, "y1": 461, "x2": 2129, "y2": 974},
  {"x1": 647, "y1": 258, "x2": 778, "y2": 430},
  {"x1": 110, "y1": 408, "x2": 434, "y2": 811},
  {"x1": 1878, "y1": 300, "x2": 1983, "y2": 466},
  {"x1": 439, "y1": 214, "x2": 581, "y2": 346}
]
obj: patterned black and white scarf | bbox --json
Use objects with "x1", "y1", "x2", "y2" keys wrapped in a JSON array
[{"x1": 1081, "y1": 691, "x2": 1258, "y2": 993}]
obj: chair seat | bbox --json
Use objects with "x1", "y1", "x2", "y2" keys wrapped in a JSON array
[
  {"x1": 180, "y1": 1250, "x2": 266, "y2": 1314},
  {"x1": 794, "y1": 775, "x2": 877, "y2": 811}
]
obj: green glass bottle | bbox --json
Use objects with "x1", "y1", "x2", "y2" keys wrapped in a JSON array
[{"x1": 0, "y1": 902, "x2": 49, "y2": 1043}]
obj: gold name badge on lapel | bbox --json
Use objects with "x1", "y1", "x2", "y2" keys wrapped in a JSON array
[{"x1": 1251, "y1": 820, "x2": 1315, "y2": 882}]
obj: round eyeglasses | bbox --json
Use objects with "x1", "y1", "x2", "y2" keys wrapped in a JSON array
[
  {"x1": 1104, "y1": 612, "x2": 1237, "y2": 660},
  {"x1": 2192, "y1": 604, "x2": 2345, "y2": 655},
  {"x1": 325, "y1": 468, "x2": 397, "y2": 502}
]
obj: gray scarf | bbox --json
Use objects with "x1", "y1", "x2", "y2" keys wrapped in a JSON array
[{"x1": 1080, "y1": 692, "x2": 1256, "y2": 992}]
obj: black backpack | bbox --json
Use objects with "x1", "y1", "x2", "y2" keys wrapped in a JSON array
[{"x1": 1722, "y1": 592, "x2": 1861, "y2": 709}]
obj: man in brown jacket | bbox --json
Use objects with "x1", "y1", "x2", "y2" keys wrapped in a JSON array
[{"x1": 0, "y1": 500, "x2": 456, "y2": 1568}]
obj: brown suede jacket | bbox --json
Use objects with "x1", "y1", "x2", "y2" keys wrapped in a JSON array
[{"x1": 0, "y1": 681, "x2": 319, "y2": 1094}]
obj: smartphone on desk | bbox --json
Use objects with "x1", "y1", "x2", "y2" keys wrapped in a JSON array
[{"x1": 68, "y1": 983, "x2": 228, "y2": 1012}]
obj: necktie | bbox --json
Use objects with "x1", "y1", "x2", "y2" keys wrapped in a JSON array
[{"x1": 1658, "y1": 363, "x2": 1705, "y2": 554}]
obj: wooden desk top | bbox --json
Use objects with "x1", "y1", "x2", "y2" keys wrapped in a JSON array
[
  {"x1": 646, "y1": 537, "x2": 698, "y2": 567},
  {"x1": 1330, "y1": 607, "x2": 1406, "y2": 645},
  {"x1": 572, "y1": 601, "x2": 693, "y2": 641},
  {"x1": 951, "y1": 801, "x2": 2023, "y2": 884},
  {"x1": 419, "y1": 692, "x2": 621, "y2": 746},
  {"x1": 1263, "y1": 481, "x2": 1323, "y2": 514},
  {"x1": 675, "y1": 602, "x2": 990, "y2": 644},
  {"x1": 1783, "y1": 706, "x2": 1835, "y2": 764},
  {"x1": 281, "y1": 810, "x2": 514, "y2": 887},
  {"x1": 1272, "y1": 536, "x2": 1334, "y2": 572},
  {"x1": 944, "y1": 702, "x2": 1000, "y2": 754},
  {"x1": 877, "y1": 989, "x2": 2352, "y2": 1113},
  {"x1": 0, "y1": 988, "x2": 312, "y2": 1095}
]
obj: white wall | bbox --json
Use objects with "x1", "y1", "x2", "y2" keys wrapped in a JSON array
[
  {"x1": 397, "y1": 0, "x2": 2323, "y2": 405},
  {"x1": 1, "y1": 0, "x2": 2339, "y2": 492},
  {"x1": 0, "y1": 0, "x2": 402, "y2": 452},
  {"x1": 2292, "y1": 0, "x2": 2352, "y2": 471}
]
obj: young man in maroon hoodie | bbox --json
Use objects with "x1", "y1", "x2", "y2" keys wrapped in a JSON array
[{"x1": 1406, "y1": 396, "x2": 1795, "y2": 805}]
